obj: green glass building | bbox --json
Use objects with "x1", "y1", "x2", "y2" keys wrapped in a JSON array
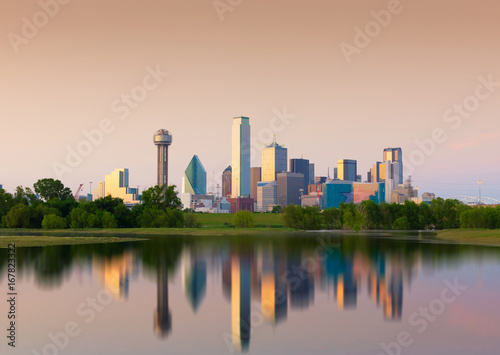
[{"x1": 182, "y1": 155, "x2": 207, "y2": 195}]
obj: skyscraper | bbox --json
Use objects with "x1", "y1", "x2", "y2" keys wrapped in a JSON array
[
  {"x1": 337, "y1": 159, "x2": 357, "y2": 181},
  {"x1": 250, "y1": 167, "x2": 261, "y2": 200},
  {"x1": 261, "y1": 141, "x2": 287, "y2": 182},
  {"x1": 222, "y1": 166, "x2": 232, "y2": 197},
  {"x1": 182, "y1": 155, "x2": 207, "y2": 195},
  {"x1": 154, "y1": 129, "x2": 172, "y2": 187},
  {"x1": 383, "y1": 147, "x2": 403, "y2": 185},
  {"x1": 308, "y1": 163, "x2": 315, "y2": 185},
  {"x1": 290, "y1": 158, "x2": 310, "y2": 191},
  {"x1": 232, "y1": 117, "x2": 251, "y2": 197},
  {"x1": 383, "y1": 147, "x2": 402, "y2": 163}
]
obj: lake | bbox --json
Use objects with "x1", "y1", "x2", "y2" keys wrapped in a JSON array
[{"x1": 1, "y1": 232, "x2": 500, "y2": 355}]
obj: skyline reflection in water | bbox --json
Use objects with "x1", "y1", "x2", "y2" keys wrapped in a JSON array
[{"x1": 1, "y1": 233, "x2": 500, "y2": 355}]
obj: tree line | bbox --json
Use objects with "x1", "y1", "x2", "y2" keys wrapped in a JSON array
[
  {"x1": 0, "y1": 179, "x2": 193, "y2": 229},
  {"x1": 283, "y1": 199, "x2": 500, "y2": 231}
]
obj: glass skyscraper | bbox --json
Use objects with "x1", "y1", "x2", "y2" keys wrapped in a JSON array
[
  {"x1": 232, "y1": 117, "x2": 251, "y2": 197},
  {"x1": 290, "y1": 158, "x2": 310, "y2": 191},
  {"x1": 261, "y1": 141, "x2": 287, "y2": 182},
  {"x1": 182, "y1": 155, "x2": 207, "y2": 195},
  {"x1": 337, "y1": 159, "x2": 357, "y2": 181}
]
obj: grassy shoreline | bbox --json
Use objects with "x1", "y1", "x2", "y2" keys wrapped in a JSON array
[
  {"x1": 436, "y1": 229, "x2": 500, "y2": 246},
  {"x1": 0, "y1": 235, "x2": 144, "y2": 248}
]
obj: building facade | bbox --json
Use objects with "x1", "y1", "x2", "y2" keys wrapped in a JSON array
[
  {"x1": 93, "y1": 168, "x2": 140, "y2": 204},
  {"x1": 277, "y1": 172, "x2": 304, "y2": 207},
  {"x1": 182, "y1": 155, "x2": 207, "y2": 195},
  {"x1": 227, "y1": 197, "x2": 255, "y2": 213},
  {"x1": 250, "y1": 167, "x2": 261, "y2": 200},
  {"x1": 257, "y1": 181, "x2": 277, "y2": 212},
  {"x1": 323, "y1": 181, "x2": 385, "y2": 209},
  {"x1": 261, "y1": 141, "x2": 287, "y2": 182},
  {"x1": 290, "y1": 158, "x2": 310, "y2": 191},
  {"x1": 337, "y1": 159, "x2": 357, "y2": 181},
  {"x1": 308, "y1": 163, "x2": 315, "y2": 185},
  {"x1": 232, "y1": 117, "x2": 251, "y2": 197}
]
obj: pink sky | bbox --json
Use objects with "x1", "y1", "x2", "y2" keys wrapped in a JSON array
[{"x1": 1, "y1": 0, "x2": 499, "y2": 199}]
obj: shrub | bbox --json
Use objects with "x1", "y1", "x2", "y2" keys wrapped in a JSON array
[
  {"x1": 283, "y1": 205, "x2": 322, "y2": 230},
  {"x1": 41, "y1": 214, "x2": 66, "y2": 230},
  {"x1": 233, "y1": 210, "x2": 255, "y2": 228},
  {"x1": 185, "y1": 212, "x2": 202, "y2": 228}
]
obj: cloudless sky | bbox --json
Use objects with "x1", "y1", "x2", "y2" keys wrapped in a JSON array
[{"x1": 1, "y1": 0, "x2": 499, "y2": 200}]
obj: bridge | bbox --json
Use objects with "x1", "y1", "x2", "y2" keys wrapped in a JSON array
[{"x1": 446, "y1": 196, "x2": 500, "y2": 206}]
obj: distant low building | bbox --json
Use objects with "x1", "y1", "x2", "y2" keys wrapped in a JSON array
[
  {"x1": 93, "y1": 168, "x2": 140, "y2": 204},
  {"x1": 302, "y1": 194, "x2": 323, "y2": 208},
  {"x1": 227, "y1": 197, "x2": 255, "y2": 213},
  {"x1": 323, "y1": 181, "x2": 385, "y2": 209}
]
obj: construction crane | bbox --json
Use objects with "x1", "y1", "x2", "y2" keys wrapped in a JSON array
[{"x1": 74, "y1": 183, "x2": 84, "y2": 201}]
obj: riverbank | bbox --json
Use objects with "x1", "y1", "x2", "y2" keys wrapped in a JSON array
[
  {"x1": 436, "y1": 229, "x2": 500, "y2": 246},
  {"x1": 0, "y1": 235, "x2": 144, "y2": 248}
]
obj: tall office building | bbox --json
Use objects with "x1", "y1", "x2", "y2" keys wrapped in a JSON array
[
  {"x1": 337, "y1": 159, "x2": 357, "y2": 181},
  {"x1": 232, "y1": 117, "x2": 251, "y2": 197},
  {"x1": 250, "y1": 167, "x2": 261, "y2": 200},
  {"x1": 182, "y1": 155, "x2": 207, "y2": 195},
  {"x1": 370, "y1": 162, "x2": 384, "y2": 182},
  {"x1": 381, "y1": 147, "x2": 404, "y2": 202},
  {"x1": 261, "y1": 141, "x2": 287, "y2": 182},
  {"x1": 154, "y1": 129, "x2": 173, "y2": 187},
  {"x1": 383, "y1": 147, "x2": 403, "y2": 185},
  {"x1": 222, "y1": 166, "x2": 232, "y2": 197},
  {"x1": 277, "y1": 172, "x2": 304, "y2": 207},
  {"x1": 290, "y1": 158, "x2": 310, "y2": 191},
  {"x1": 308, "y1": 164, "x2": 315, "y2": 185},
  {"x1": 383, "y1": 147, "x2": 402, "y2": 163}
]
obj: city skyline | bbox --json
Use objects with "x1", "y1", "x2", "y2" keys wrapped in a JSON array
[{"x1": 1, "y1": 0, "x2": 499, "y2": 200}]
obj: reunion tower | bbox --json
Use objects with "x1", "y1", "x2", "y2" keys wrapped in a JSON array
[{"x1": 154, "y1": 129, "x2": 172, "y2": 186}]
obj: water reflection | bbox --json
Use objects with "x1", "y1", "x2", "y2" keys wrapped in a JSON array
[{"x1": 1, "y1": 233, "x2": 500, "y2": 354}]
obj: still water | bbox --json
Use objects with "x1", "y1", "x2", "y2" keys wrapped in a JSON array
[{"x1": 1, "y1": 232, "x2": 500, "y2": 355}]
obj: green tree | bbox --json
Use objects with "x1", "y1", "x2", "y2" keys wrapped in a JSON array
[
  {"x1": 283, "y1": 205, "x2": 322, "y2": 230},
  {"x1": 271, "y1": 205, "x2": 282, "y2": 214},
  {"x1": 93, "y1": 196, "x2": 124, "y2": 213},
  {"x1": 4, "y1": 204, "x2": 36, "y2": 228},
  {"x1": 233, "y1": 210, "x2": 255, "y2": 228},
  {"x1": 0, "y1": 188, "x2": 14, "y2": 222},
  {"x1": 33, "y1": 178, "x2": 73, "y2": 201},
  {"x1": 101, "y1": 211, "x2": 118, "y2": 228},
  {"x1": 141, "y1": 185, "x2": 181, "y2": 209},
  {"x1": 393, "y1": 216, "x2": 410, "y2": 230},
  {"x1": 322, "y1": 207, "x2": 343, "y2": 229},
  {"x1": 42, "y1": 214, "x2": 67, "y2": 229},
  {"x1": 358, "y1": 200, "x2": 382, "y2": 230}
]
